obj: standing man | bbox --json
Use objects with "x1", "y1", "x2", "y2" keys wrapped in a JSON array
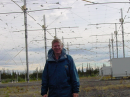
[{"x1": 41, "y1": 38, "x2": 80, "y2": 97}]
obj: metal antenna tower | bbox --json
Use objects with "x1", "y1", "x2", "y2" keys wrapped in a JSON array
[
  {"x1": 114, "y1": 23, "x2": 118, "y2": 58},
  {"x1": 111, "y1": 33, "x2": 114, "y2": 58},
  {"x1": 120, "y1": 8, "x2": 125, "y2": 58},
  {"x1": 23, "y1": 0, "x2": 29, "y2": 83},
  {"x1": 43, "y1": 15, "x2": 47, "y2": 61},
  {"x1": 108, "y1": 39, "x2": 112, "y2": 65}
]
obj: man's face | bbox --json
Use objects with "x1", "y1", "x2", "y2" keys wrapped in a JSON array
[{"x1": 52, "y1": 42, "x2": 63, "y2": 54}]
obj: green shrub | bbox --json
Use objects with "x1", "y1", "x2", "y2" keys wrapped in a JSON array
[{"x1": 1, "y1": 79, "x2": 11, "y2": 83}]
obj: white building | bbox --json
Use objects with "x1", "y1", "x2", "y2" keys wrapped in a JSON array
[
  {"x1": 99, "y1": 66, "x2": 112, "y2": 76},
  {"x1": 99, "y1": 57, "x2": 130, "y2": 78},
  {"x1": 111, "y1": 57, "x2": 130, "y2": 77}
]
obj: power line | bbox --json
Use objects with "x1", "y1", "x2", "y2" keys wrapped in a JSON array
[
  {"x1": 0, "y1": 7, "x2": 72, "y2": 14},
  {"x1": 90, "y1": 34, "x2": 123, "y2": 36},
  {"x1": 13, "y1": 26, "x2": 79, "y2": 32},
  {"x1": 47, "y1": 26, "x2": 78, "y2": 30},
  {"x1": 85, "y1": 2, "x2": 130, "y2": 5},
  {"x1": 27, "y1": 7, "x2": 72, "y2": 12},
  {"x1": 88, "y1": 22, "x2": 130, "y2": 25}
]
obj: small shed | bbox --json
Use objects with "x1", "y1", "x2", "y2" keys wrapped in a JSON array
[
  {"x1": 111, "y1": 57, "x2": 130, "y2": 77},
  {"x1": 99, "y1": 66, "x2": 112, "y2": 76}
]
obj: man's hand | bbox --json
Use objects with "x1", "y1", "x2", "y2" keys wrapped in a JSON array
[
  {"x1": 43, "y1": 94, "x2": 48, "y2": 97},
  {"x1": 73, "y1": 93, "x2": 79, "y2": 97}
]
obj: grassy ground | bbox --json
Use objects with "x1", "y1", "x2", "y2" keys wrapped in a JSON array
[
  {"x1": 79, "y1": 77, "x2": 130, "y2": 97},
  {"x1": 0, "y1": 77, "x2": 130, "y2": 97}
]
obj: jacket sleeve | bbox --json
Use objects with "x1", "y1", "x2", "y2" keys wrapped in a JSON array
[
  {"x1": 69, "y1": 55, "x2": 80, "y2": 93},
  {"x1": 41, "y1": 61, "x2": 49, "y2": 96}
]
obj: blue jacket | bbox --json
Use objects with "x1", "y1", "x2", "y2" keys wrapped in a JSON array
[{"x1": 41, "y1": 48, "x2": 80, "y2": 97}]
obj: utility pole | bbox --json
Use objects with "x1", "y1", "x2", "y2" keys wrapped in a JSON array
[
  {"x1": 67, "y1": 42, "x2": 69, "y2": 54},
  {"x1": 42, "y1": 17, "x2": 76, "y2": 60},
  {"x1": 120, "y1": 8, "x2": 125, "y2": 58},
  {"x1": 111, "y1": 33, "x2": 114, "y2": 58},
  {"x1": 108, "y1": 39, "x2": 112, "y2": 65},
  {"x1": 114, "y1": 23, "x2": 118, "y2": 58},
  {"x1": 12, "y1": 3, "x2": 71, "y2": 70},
  {"x1": 62, "y1": 36, "x2": 64, "y2": 46},
  {"x1": 82, "y1": 63, "x2": 84, "y2": 75},
  {"x1": 37, "y1": 67, "x2": 38, "y2": 81},
  {"x1": 17, "y1": 71, "x2": 18, "y2": 82},
  {"x1": 55, "y1": 28, "x2": 57, "y2": 39},
  {"x1": 34, "y1": 26, "x2": 78, "y2": 58},
  {"x1": 88, "y1": 19, "x2": 127, "y2": 59},
  {"x1": 43, "y1": 15, "x2": 47, "y2": 61},
  {"x1": 25, "y1": 69, "x2": 26, "y2": 82},
  {"x1": 0, "y1": 71, "x2": 1, "y2": 83},
  {"x1": 23, "y1": 0, "x2": 29, "y2": 83}
]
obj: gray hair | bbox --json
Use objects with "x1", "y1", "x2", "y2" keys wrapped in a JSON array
[{"x1": 52, "y1": 38, "x2": 62, "y2": 46}]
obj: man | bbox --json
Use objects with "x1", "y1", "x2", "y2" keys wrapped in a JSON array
[{"x1": 41, "y1": 38, "x2": 80, "y2": 97}]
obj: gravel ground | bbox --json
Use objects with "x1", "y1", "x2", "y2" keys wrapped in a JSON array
[
  {"x1": 0, "y1": 78, "x2": 130, "y2": 97},
  {"x1": 79, "y1": 78, "x2": 130, "y2": 97}
]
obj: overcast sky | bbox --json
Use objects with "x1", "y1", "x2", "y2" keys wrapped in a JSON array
[{"x1": 0, "y1": 0, "x2": 130, "y2": 73}]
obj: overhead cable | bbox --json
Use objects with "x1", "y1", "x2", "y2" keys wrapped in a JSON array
[
  {"x1": 0, "y1": 7, "x2": 72, "y2": 14},
  {"x1": 85, "y1": 2, "x2": 130, "y2": 5}
]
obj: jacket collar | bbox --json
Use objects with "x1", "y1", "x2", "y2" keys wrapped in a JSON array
[{"x1": 47, "y1": 48, "x2": 67, "y2": 61}]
